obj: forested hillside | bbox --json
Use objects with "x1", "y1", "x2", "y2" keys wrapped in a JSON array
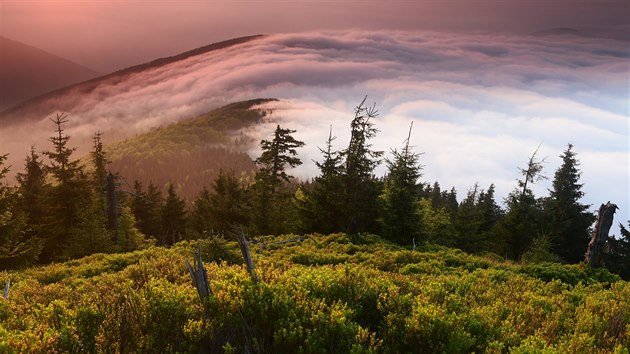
[
  {"x1": 0, "y1": 234, "x2": 628, "y2": 352},
  {"x1": 0, "y1": 97, "x2": 628, "y2": 278},
  {"x1": 107, "y1": 98, "x2": 276, "y2": 201}
]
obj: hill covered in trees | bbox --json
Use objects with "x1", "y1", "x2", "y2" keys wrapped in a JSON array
[
  {"x1": 1, "y1": 95, "x2": 629, "y2": 352},
  {"x1": 0, "y1": 234, "x2": 628, "y2": 352},
  {"x1": 106, "y1": 98, "x2": 276, "y2": 201},
  {"x1": 1, "y1": 97, "x2": 629, "y2": 278}
]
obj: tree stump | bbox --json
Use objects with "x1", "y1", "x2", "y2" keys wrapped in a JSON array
[{"x1": 584, "y1": 202, "x2": 618, "y2": 267}]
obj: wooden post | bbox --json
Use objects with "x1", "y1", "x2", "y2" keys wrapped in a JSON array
[{"x1": 585, "y1": 202, "x2": 618, "y2": 267}]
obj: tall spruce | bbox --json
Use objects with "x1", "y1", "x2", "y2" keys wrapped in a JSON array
[
  {"x1": 378, "y1": 123, "x2": 424, "y2": 245},
  {"x1": 91, "y1": 131, "x2": 110, "y2": 190},
  {"x1": 16, "y1": 147, "x2": 48, "y2": 240},
  {"x1": 301, "y1": 126, "x2": 345, "y2": 234},
  {"x1": 495, "y1": 146, "x2": 547, "y2": 260},
  {"x1": 251, "y1": 125, "x2": 304, "y2": 235},
  {"x1": 40, "y1": 113, "x2": 90, "y2": 262},
  {"x1": 0, "y1": 154, "x2": 43, "y2": 268},
  {"x1": 341, "y1": 97, "x2": 383, "y2": 234},
  {"x1": 131, "y1": 181, "x2": 163, "y2": 240},
  {"x1": 545, "y1": 144, "x2": 594, "y2": 263},
  {"x1": 160, "y1": 183, "x2": 187, "y2": 246}
]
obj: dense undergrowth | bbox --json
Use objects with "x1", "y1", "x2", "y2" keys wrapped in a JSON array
[{"x1": 0, "y1": 234, "x2": 628, "y2": 353}]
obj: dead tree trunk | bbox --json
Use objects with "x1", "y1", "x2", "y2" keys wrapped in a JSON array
[
  {"x1": 585, "y1": 202, "x2": 618, "y2": 267},
  {"x1": 186, "y1": 245, "x2": 211, "y2": 300},
  {"x1": 236, "y1": 231, "x2": 259, "y2": 284}
]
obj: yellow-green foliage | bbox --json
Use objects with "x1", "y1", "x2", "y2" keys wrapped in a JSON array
[{"x1": 0, "y1": 234, "x2": 628, "y2": 353}]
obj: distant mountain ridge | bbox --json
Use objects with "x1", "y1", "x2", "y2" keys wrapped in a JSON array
[
  {"x1": 0, "y1": 36, "x2": 101, "y2": 111},
  {"x1": 0, "y1": 34, "x2": 264, "y2": 124}
]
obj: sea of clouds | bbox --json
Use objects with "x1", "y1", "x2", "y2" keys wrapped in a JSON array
[{"x1": 1, "y1": 30, "x2": 628, "y2": 222}]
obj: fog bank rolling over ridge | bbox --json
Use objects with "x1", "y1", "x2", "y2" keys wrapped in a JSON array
[{"x1": 0, "y1": 30, "x2": 628, "y2": 221}]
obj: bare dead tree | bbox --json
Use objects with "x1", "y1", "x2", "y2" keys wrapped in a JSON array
[
  {"x1": 186, "y1": 245, "x2": 211, "y2": 300},
  {"x1": 585, "y1": 201, "x2": 618, "y2": 267},
  {"x1": 236, "y1": 230, "x2": 259, "y2": 284}
]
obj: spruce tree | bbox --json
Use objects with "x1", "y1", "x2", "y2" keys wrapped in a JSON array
[
  {"x1": 378, "y1": 123, "x2": 424, "y2": 245},
  {"x1": 495, "y1": 146, "x2": 547, "y2": 260},
  {"x1": 341, "y1": 97, "x2": 383, "y2": 234},
  {"x1": 160, "y1": 183, "x2": 187, "y2": 246},
  {"x1": 544, "y1": 144, "x2": 594, "y2": 263},
  {"x1": 0, "y1": 154, "x2": 43, "y2": 268},
  {"x1": 16, "y1": 146, "x2": 48, "y2": 240},
  {"x1": 131, "y1": 181, "x2": 163, "y2": 240},
  {"x1": 40, "y1": 113, "x2": 90, "y2": 262},
  {"x1": 191, "y1": 171, "x2": 248, "y2": 237},
  {"x1": 301, "y1": 126, "x2": 345, "y2": 234},
  {"x1": 251, "y1": 125, "x2": 304, "y2": 235},
  {"x1": 605, "y1": 222, "x2": 630, "y2": 280}
]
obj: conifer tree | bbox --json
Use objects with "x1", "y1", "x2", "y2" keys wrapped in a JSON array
[
  {"x1": 301, "y1": 126, "x2": 345, "y2": 234},
  {"x1": 91, "y1": 131, "x2": 110, "y2": 190},
  {"x1": 40, "y1": 113, "x2": 91, "y2": 262},
  {"x1": 191, "y1": 171, "x2": 248, "y2": 237},
  {"x1": 378, "y1": 123, "x2": 424, "y2": 245},
  {"x1": 251, "y1": 125, "x2": 304, "y2": 235},
  {"x1": 495, "y1": 146, "x2": 547, "y2": 260},
  {"x1": 544, "y1": 144, "x2": 594, "y2": 263},
  {"x1": 0, "y1": 154, "x2": 43, "y2": 268},
  {"x1": 16, "y1": 146, "x2": 48, "y2": 240},
  {"x1": 605, "y1": 222, "x2": 630, "y2": 280},
  {"x1": 131, "y1": 181, "x2": 163, "y2": 240},
  {"x1": 160, "y1": 183, "x2": 187, "y2": 246},
  {"x1": 341, "y1": 97, "x2": 383, "y2": 234}
]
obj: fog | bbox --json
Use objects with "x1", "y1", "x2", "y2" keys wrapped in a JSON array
[{"x1": 0, "y1": 30, "x2": 628, "y2": 220}]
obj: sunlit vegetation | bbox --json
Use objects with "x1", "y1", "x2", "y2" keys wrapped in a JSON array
[{"x1": 0, "y1": 234, "x2": 628, "y2": 352}]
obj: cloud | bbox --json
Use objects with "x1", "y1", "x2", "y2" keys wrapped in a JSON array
[{"x1": 1, "y1": 30, "x2": 628, "y2": 221}]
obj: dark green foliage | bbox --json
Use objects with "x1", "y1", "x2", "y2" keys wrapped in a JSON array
[
  {"x1": 494, "y1": 147, "x2": 547, "y2": 260},
  {"x1": 190, "y1": 170, "x2": 249, "y2": 238},
  {"x1": 300, "y1": 127, "x2": 346, "y2": 234},
  {"x1": 0, "y1": 154, "x2": 43, "y2": 269},
  {"x1": 378, "y1": 124, "x2": 424, "y2": 245},
  {"x1": 131, "y1": 181, "x2": 163, "y2": 240},
  {"x1": 605, "y1": 222, "x2": 630, "y2": 280},
  {"x1": 63, "y1": 197, "x2": 113, "y2": 260},
  {"x1": 160, "y1": 183, "x2": 187, "y2": 246},
  {"x1": 251, "y1": 125, "x2": 304, "y2": 235},
  {"x1": 341, "y1": 97, "x2": 383, "y2": 234},
  {"x1": 90, "y1": 131, "x2": 110, "y2": 191},
  {"x1": 16, "y1": 146, "x2": 48, "y2": 240},
  {"x1": 544, "y1": 144, "x2": 595, "y2": 263},
  {"x1": 40, "y1": 114, "x2": 94, "y2": 262}
]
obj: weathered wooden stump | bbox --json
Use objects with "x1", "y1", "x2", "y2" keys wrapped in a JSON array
[{"x1": 585, "y1": 202, "x2": 618, "y2": 267}]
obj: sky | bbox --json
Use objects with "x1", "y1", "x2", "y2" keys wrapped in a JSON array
[
  {"x1": 1, "y1": 1, "x2": 629, "y2": 72},
  {"x1": 0, "y1": 1, "x2": 629, "y2": 223}
]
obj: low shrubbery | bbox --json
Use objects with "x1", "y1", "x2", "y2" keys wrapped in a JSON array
[{"x1": 0, "y1": 234, "x2": 628, "y2": 353}]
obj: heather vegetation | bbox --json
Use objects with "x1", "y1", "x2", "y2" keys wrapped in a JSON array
[
  {"x1": 0, "y1": 97, "x2": 629, "y2": 352},
  {"x1": 0, "y1": 235, "x2": 628, "y2": 352}
]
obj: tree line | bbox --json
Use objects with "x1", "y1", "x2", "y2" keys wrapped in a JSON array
[{"x1": 1, "y1": 99, "x2": 629, "y2": 279}]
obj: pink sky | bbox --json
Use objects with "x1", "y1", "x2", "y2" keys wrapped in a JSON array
[{"x1": 1, "y1": 1, "x2": 628, "y2": 72}]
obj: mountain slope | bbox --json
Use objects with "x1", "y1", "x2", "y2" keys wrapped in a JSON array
[
  {"x1": 0, "y1": 34, "x2": 263, "y2": 125},
  {"x1": 106, "y1": 98, "x2": 276, "y2": 200},
  {"x1": 0, "y1": 36, "x2": 101, "y2": 111}
]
